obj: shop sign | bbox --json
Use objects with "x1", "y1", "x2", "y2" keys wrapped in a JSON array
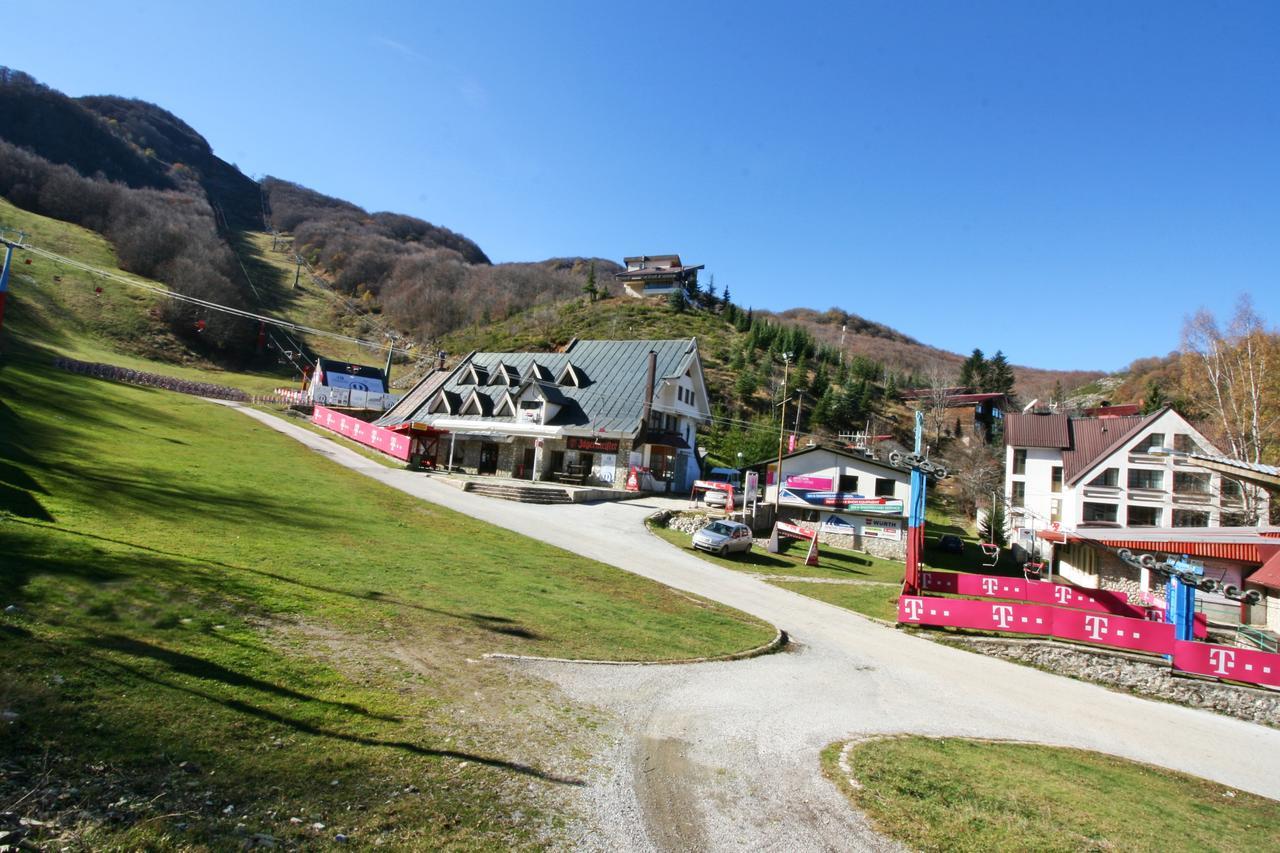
[{"x1": 568, "y1": 436, "x2": 619, "y2": 452}]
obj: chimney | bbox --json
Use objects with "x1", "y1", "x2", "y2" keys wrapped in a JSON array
[
  {"x1": 642, "y1": 349, "x2": 657, "y2": 430},
  {"x1": 437, "y1": 350, "x2": 447, "y2": 371}
]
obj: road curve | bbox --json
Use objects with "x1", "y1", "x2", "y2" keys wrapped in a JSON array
[{"x1": 230, "y1": 405, "x2": 1280, "y2": 850}]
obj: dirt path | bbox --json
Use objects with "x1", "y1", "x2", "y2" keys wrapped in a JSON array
[{"x1": 230, "y1": 405, "x2": 1280, "y2": 850}]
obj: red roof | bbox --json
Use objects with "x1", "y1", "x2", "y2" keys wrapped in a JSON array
[
  {"x1": 1039, "y1": 530, "x2": 1279, "y2": 564},
  {"x1": 1084, "y1": 404, "x2": 1141, "y2": 417},
  {"x1": 1004, "y1": 412, "x2": 1071, "y2": 448},
  {"x1": 1248, "y1": 546, "x2": 1280, "y2": 591}
]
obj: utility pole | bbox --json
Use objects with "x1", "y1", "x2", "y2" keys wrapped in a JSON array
[
  {"x1": 773, "y1": 352, "x2": 793, "y2": 514},
  {"x1": 293, "y1": 254, "x2": 302, "y2": 290},
  {"x1": 793, "y1": 388, "x2": 806, "y2": 438},
  {"x1": 839, "y1": 324, "x2": 846, "y2": 364}
]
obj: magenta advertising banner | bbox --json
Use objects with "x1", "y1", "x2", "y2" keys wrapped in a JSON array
[
  {"x1": 313, "y1": 405, "x2": 413, "y2": 461},
  {"x1": 786, "y1": 475, "x2": 833, "y2": 490},
  {"x1": 1052, "y1": 608, "x2": 1174, "y2": 654},
  {"x1": 1172, "y1": 641, "x2": 1280, "y2": 689},
  {"x1": 898, "y1": 596, "x2": 1052, "y2": 636},
  {"x1": 919, "y1": 571, "x2": 1147, "y2": 617}
]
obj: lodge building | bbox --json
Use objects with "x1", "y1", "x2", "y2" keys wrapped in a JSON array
[{"x1": 378, "y1": 338, "x2": 710, "y2": 492}]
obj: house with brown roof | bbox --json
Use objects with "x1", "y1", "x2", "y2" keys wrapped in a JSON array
[
  {"x1": 614, "y1": 254, "x2": 704, "y2": 298},
  {"x1": 1003, "y1": 406, "x2": 1263, "y2": 534}
]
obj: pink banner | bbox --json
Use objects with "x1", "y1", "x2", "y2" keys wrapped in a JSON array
[
  {"x1": 313, "y1": 405, "x2": 413, "y2": 461},
  {"x1": 1172, "y1": 641, "x2": 1280, "y2": 689},
  {"x1": 785, "y1": 475, "x2": 834, "y2": 490},
  {"x1": 919, "y1": 571, "x2": 1146, "y2": 617},
  {"x1": 899, "y1": 596, "x2": 1052, "y2": 636},
  {"x1": 1052, "y1": 608, "x2": 1174, "y2": 654}
]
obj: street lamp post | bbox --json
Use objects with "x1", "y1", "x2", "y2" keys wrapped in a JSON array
[{"x1": 773, "y1": 352, "x2": 793, "y2": 514}]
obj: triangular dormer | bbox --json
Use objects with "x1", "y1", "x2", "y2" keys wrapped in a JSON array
[
  {"x1": 428, "y1": 390, "x2": 457, "y2": 415},
  {"x1": 494, "y1": 392, "x2": 517, "y2": 417},
  {"x1": 558, "y1": 362, "x2": 586, "y2": 387},
  {"x1": 530, "y1": 362, "x2": 554, "y2": 383},
  {"x1": 460, "y1": 389, "x2": 491, "y2": 416}
]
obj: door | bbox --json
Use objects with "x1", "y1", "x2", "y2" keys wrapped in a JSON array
[
  {"x1": 479, "y1": 443, "x2": 499, "y2": 475},
  {"x1": 517, "y1": 447, "x2": 535, "y2": 480}
]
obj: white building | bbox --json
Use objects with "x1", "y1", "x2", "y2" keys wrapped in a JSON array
[
  {"x1": 754, "y1": 444, "x2": 912, "y2": 560},
  {"x1": 614, "y1": 254, "x2": 705, "y2": 298},
  {"x1": 1003, "y1": 407, "x2": 1264, "y2": 534}
]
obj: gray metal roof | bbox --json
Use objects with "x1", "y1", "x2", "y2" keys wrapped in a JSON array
[{"x1": 377, "y1": 338, "x2": 701, "y2": 436}]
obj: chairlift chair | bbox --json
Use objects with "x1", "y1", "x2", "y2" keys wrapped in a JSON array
[{"x1": 979, "y1": 542, "x2": 1000, "y2": 568}]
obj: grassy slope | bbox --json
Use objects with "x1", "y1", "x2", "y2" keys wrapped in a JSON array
[
  {"x1": 0, "y1": 211, "x2": 774, "y2": 846},
  {"x1": 824, "y1": 737, "x2": 1280, "y2": 852}
]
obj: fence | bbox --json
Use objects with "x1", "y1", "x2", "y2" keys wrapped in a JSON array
[{"x1": 54, "y1": 357, "x2": 304, "y2": 407}]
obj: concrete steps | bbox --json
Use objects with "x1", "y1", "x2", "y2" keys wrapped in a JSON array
[{"x1": 463, "y1": 481, "x2": 573, "y2": 504}]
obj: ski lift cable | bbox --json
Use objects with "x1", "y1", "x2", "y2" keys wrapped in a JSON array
[{"x1": 21, "y1": 243, "x2": 415, "y2": 356}]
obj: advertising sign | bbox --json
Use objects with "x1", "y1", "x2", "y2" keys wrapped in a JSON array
[
  {"x1": 312, "y1": 406, "x2": 412, "y2": 461},
  {"x1": 786, "y1": 475, "x2": 833, "y2": 490},
  {"x1": 1172, "y1": 641, "x2": 1280, "y2": 689},
  {"x1": 322, "y1": 370, "x2": 387, "y2": 393},
  {"x1": 778, "y1": 487, "x2": 904, "y2": 514},
  {"x1": 898, "y1": 596, "x2": 1052, "y2": 636},
  {"x1": 745, "y1": 470, "x2": 759, "y2": 495},
  {"x1": 862, "y1": 518, "x2": 902, "y2": 541},
  {"x1": 568, "y1": 436, "x2": 620, "y2": 452},
  {"x1": 821, "y1": 514, "x2": 857, "y2": 534}
]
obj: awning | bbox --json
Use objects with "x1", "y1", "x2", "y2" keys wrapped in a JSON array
[
  {"x1": 1039, "y1": 528, "x2": 1278, "y2": 563},
  {"x1": 635, "y1": 431, "x2": 690, "y2": 450}
]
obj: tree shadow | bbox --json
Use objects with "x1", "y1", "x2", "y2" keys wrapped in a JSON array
[
  {"x1": 79, "y1": 647, "x2": 584, "y2": 786},
  {"x1": 4, "y1": 518, "x2": 541, "y2": 642},
  {"x1": 82, "y1": 634, "x2": 401, "y2": 722}
]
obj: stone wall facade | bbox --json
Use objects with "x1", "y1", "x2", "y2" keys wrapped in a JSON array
[{"x1": 790, "y1": 518, "x2": 907, "y2": 562}]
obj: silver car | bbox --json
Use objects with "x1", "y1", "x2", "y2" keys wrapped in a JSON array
[{"x1": 692, "y1": 520, "x2": 754, "y2": 555}]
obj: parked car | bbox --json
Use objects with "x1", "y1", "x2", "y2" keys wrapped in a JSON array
[
  {"x1": 692, "y1": 520, "x2": 754, "y2": 555},
  {"x1": 700, "y1": 467, "x2": 745, "y2": 508},
  {"x1": 935, "y1": 534, "x2": 965, "y2": 555}
]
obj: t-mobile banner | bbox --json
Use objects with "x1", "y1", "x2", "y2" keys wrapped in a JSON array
[
  {"x1": 313, "y1": 405, "x2": 412, "y2": 461},
  {"x1": 1172, "y1": 641, "x2": 1280, "y2": 689},
  {"x1": 1052, "y1": 608, "x2": 1174, "y2": 655},
  {"x1": 898, "y1": 596, "x2": 1052, "y2": 636},
  {"x1": 919, "y1": 571, "x2": 1145, "y2": 617}
]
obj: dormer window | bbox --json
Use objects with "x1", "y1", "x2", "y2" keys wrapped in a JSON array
[
  {"x1": 558, "y1": 362, "x2": 585, "y2": 387},
  {"x1": 494, "y1": 392, "x2": 517, "y2": 417},
  {"x1": 490, "y1": 362, "x2": 520, "y2": 386},
  {"x1": 530, "y1": 362, "x2": 554, "y2": 382},
  {"x1": 460, "y1": 389, "x2": 491, "y2": 416},
  {"x1": 462, "y1": 363, "x2": 488, "y2": 386},
  {"x1": 428, "y1": 391, "x2": 456, "y2": 415}
]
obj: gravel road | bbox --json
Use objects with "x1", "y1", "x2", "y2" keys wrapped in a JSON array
[{"x1": 231, "y1": 405, "x2": 1280, "y2": 850}]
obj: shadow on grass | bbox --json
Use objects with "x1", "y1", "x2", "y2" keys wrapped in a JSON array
[
  {"x1": 4, "y1": 518, "x2": 542, "y2": 642},
  {"x1": 83, "y1": 634, "x2": 402, "y2": 722},
  {"x1": 81, "y1": 648, "x2": 584, "y2": 786}
]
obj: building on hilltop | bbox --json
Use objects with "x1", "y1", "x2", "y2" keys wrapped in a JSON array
[
  {"x1": 378, "y1": 338, "x2": 710, "y2": 492},
  {"x1": 614, "y1": 254, "x2": 704, "y2": 298},
  {"x1": 898, "y1": 387, "x2": 1008, "y2": 443}
]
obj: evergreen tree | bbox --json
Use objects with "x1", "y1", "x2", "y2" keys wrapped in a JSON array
[
  {"x1": 1052, "y1": 379, "x2": 1065, "y2": 405},
  {"x1": 810, "y1": 387, "x2": 836, "y2": 430},
  {"x1": 1141, "y1": 380, "x2": 1167, "y2": 414},
  {"x1": 979, "y1": 498, "x2": 1008, "y2": 548},
  {"x1": 706, "y1": 274, "x2": 717, "y2": 307},
  {"x1": 959, "y1": 348, "x2": 986, "y2": 390},
  {"x1": 667, "y1": 287, "x2": 687, "y2": 313},
  {"x1": 582, "y1": 261, "x2": 599, "y2": 302},
  {"x1": 810, "y1": 363, "x2": 830, "y2": 400},
  {"x1": 735, "y1": 366, "x2": 758, "y2": 399},
  {"x1": 722, "y1": 284, "x2": 732, "y2": 310},
  {"x1": 983, "y1": 350, "x2": 1016, "y2": 397}
]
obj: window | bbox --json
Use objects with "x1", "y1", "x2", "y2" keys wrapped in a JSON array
[
  {"x1": 874, "y1": 478, "x2": 896, "y2": 497},
  {"x1": 1173, "y1": 433, "x2": 1203, "y2": 454},
  {"x1": 1050, "y1": 499, "x2": 1062, "y2": 523},
  {"x1": 1011, "y1": 482, "x2": 1026, "y2": 507},
  {"x1": 1127, "y1": 469, "x2": 1164, "y2": 490},
  {"x1": 1127, "y1": 505, "x2": 1161, "y2": 527},
  {"x1": 1051, "y1": 466, "x2": 1063, "y2": 493},
  {"x1": 1220, "y1": 511, "x2": 1252, "y2": 527},
  {"x1": 839, "y1": 474, "x2": 859, "y2": 494},
  {"x1": 1220, "y1": 479, "x2": 1243, "y2": 503},
  {"x1": 1012, "y1": 449, "x2": 1027, "y2": 475},
  {"x1": 1172, "y1": 509, "x2": 1209, "y2": 528},
  {"x1": 1134, "y1": 433, "x2": 1165, "y2": 453},
  {"x1": 1088, "y1": 468, "x2": 1119, "y2": 488},
  {"x1": 1082, "y1": 502, "x2": 1118, "y2": 524},
  {"x1": 1173, "y1": 471, "x2": 1210, "y2": 496}
]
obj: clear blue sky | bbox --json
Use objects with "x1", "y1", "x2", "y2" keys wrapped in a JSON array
[{"x1": 5, "y1": 1, "x2": 1278, "y2": 371}]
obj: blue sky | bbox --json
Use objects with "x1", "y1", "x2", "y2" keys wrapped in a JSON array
[{"x1": 5, "y1": 1, "x2": 1278, "y2": 371}]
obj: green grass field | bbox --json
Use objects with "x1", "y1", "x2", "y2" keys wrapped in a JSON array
[
  {"x1": 0, "y1": 337, "x2": 771, "y2": 847},
  {"x1": 824, "y1": 737, "x2": 1280, "y2": 852}
]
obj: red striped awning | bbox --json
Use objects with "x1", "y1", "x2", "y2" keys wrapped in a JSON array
[{"x1": 1038, "y1": 530, "x2": 1270, "y2": 563}]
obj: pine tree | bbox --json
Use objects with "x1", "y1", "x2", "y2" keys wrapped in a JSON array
[
  {"x1": 810, "y1": 363, "x2": 830, "y2": 400},
  {"x1": 1141, "y1": 380, "x2": 1167, "y2": 414},
  {"x1": 722, "y1": 284, "x2": 732, "y2": 310},
  {"x1": 667, "y1": 287, "x2": 687, "y2": 313},
  {"x1": 959, "y1": 348, "x2": 986, "y2": 390},
  {"x1": 582, "y1": 261, "x2": 599, "y2": 302},
  {"x1": 979, "y1": 498, "x2": 1008, "y2": 548},
  {"x1": 983, "y1": 350, "x2": 1015, "y2": 397},
  {"x1": 706, "y1": 274, "x2": 717, "y2": 307}
]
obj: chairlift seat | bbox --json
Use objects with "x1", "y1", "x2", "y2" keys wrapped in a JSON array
[{"x1": 979, "y1": 543, "x2": 1000, "y2": 567}]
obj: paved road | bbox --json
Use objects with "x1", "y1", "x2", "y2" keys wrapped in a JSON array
[{"x1": 232, "y1": 406, "x2": 1280, "y2": 850}]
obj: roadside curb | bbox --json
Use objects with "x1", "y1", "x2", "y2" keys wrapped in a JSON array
[{"x1": 483, "y1": 627, "x2": 789, "y2": 667}]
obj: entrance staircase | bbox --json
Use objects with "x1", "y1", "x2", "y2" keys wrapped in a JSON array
[{"x1": 462, "y1": 481, "x2": 573, "y2": 504}]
